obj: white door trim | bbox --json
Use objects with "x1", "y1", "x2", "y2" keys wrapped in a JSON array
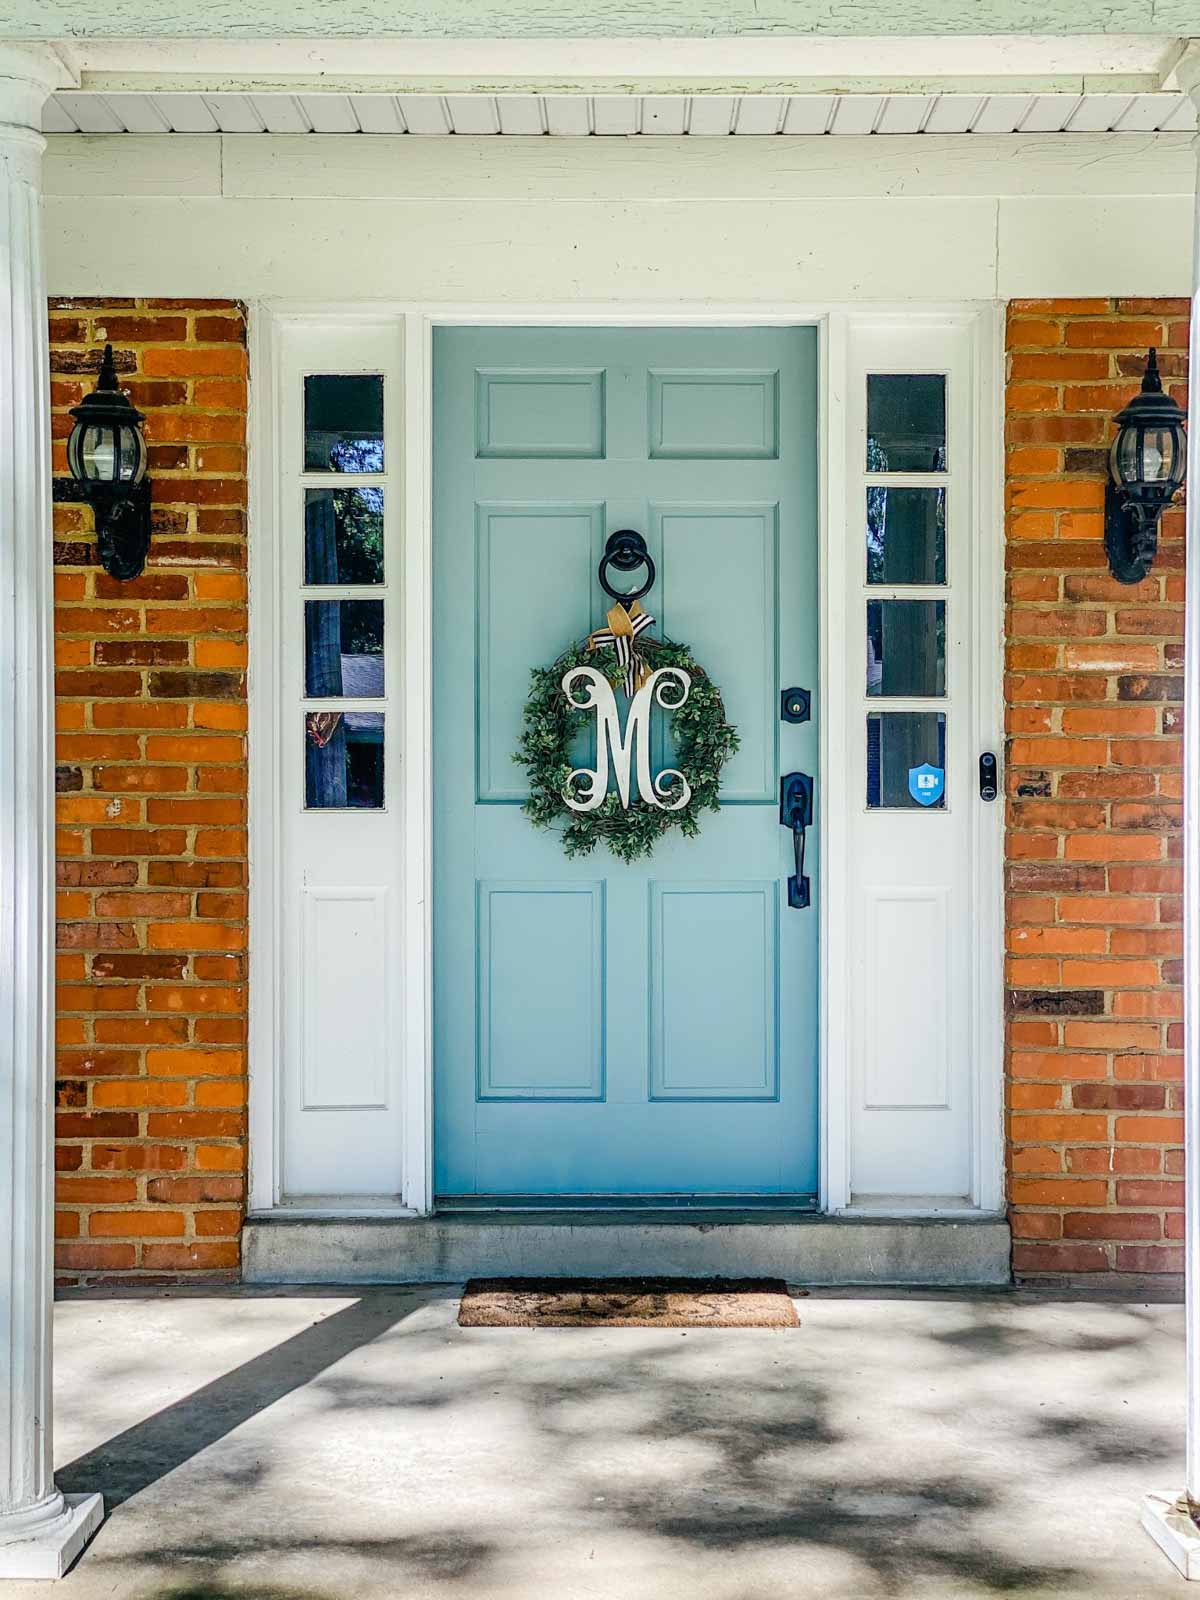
[
  {"x1": 970, "y1": 301, "x2": 1007, "y2": 1216},
  {"x1": 246, "y1": 302, "x2": 282, "y2": 1214},
  {"x1": 247, "y1": 299, "x2": 1004, "y2": 1219}
]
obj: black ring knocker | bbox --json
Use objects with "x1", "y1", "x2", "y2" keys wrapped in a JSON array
[{"x1": 598, "y1": 530, "x2": 656, "y2": 608}]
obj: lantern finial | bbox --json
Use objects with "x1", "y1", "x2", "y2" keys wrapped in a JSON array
[{"x1": 95, "y1": 342, "x2": 120, "y2": 391}]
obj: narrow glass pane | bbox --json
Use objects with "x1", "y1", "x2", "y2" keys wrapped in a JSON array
[
  {"x1": 304, "y1": 374, "x2": 384, "y2": 472},
  {"x1": 304, "y1": 599, "x2": 384, "y2": 698},
  {"x1": 867, "y1": 374, "x2": 947, "y2": 472},
  {"x1": 305, "y1": 711, "x2": 385, "y2": 809},
  {"x1": 867, "y1": 599, "x2": 946, "y2": 697},
  {"x1": 867, "y1": 487, "x2": 946, "y2": 585},
  {"x1": 867, "y1": 712, "x2": 947, "y2": 810},
  {"x1": 304, "y1": 487, "x2": 385, "y2": 585},
  {"x1": 79, "y1": 424, "x2": 116, "y2": 480}
]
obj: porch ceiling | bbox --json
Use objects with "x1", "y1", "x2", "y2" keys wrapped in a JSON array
[{"x1": 42, "y1": 88, "x2": 1199, "y2": 136}]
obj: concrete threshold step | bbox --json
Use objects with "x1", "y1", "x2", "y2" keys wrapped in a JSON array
[{"x1": 243, "y1": 1210, "x2": 1012, "y2": 1287}]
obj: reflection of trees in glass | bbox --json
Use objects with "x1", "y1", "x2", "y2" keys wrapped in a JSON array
[
  {"x1": 304, "y1": 487, "x2": 384, "y2": 585},
  {"x1": 330, "y1": 436, "x2": 384, "y2": 474},
  {"x1": 867, "y1": 483, "x2": 887, "y2": 583},
  {"x1": 340, "y1": 599, "x2": 384, "y2": 657},
  {"x1": 867, "y1": 485, "x2": 945, "y2": 585},
  {"x1": 331, "y1": 486, "x2": 384, "y2": 583}
]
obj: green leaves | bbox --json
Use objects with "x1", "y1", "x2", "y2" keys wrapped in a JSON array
[{"x1": 514, "y1": 634, "x2": 739, "y2": 864}]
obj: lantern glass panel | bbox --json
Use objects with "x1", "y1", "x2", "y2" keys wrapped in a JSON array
[
  {"x1": 1140, "y1": 426, "x2": 1179, "y2": 484},
  {"x1": 1111, "y1": 427, "x2": 1139, "y2": 486},
  {"x1": 76, "y1": 423, "x2": 115, "y2": 481},
  {"x1": 71, "y1": 421, "x2": 146, "y2": 484},
  {"x1": 1112, "y1": 424, "x2": 1184, "y2": 489}
]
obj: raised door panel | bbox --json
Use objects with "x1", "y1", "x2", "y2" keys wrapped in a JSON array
[
  {"x1": 655, "y1": 503, "x2": 779, "y2": 803},
  {"x1": 301, "y1": 887, "x2": 389, "y2": 1109},
  {"x1": 649, "y1": 881, "x2": 778, "y2": 1100},
  {"x1": 863, "y1": 887, "x2": 951, "y2": 1109},
  {"x1": 477, "y1": 881, "x2": 605, "y2": 1100},
  {"x1": 648, "y1": 369, "x2": 779, "y2": 459},
  {"x1": 476, "y1": 368, "x2": 606, "y2": 458},
  {"x1": 475, "y1": 502, "x2": 604, "y2": 801}
]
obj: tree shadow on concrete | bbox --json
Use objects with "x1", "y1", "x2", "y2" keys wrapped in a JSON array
[{"x1": 55, "y1": 1288, "x2": 1184, "y2": 1599}]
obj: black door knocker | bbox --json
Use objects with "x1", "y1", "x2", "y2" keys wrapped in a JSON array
[{"x1": 598, "y1": 530, "x2": 656, "y2": 609}]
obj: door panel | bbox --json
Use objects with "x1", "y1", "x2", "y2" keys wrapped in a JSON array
[
  {"x1": 475, "y1": 501, "x2": 604, "y2": 801},
  {"x1": 649, "y1": 881, "x2": 778, "y2": 1101},
  {"x1": 477, "y1": 880, "x2": 606, "y2": 1100},
  {"x1": 655, "y1": 502, "x2": 779, "y2": 802},
  {"x1": 434, "y1": 325, "x2": 818, "y2": 1199}
]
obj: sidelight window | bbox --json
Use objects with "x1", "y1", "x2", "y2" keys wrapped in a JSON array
[
  {"x1": 300, "y1": 372, "x2": 389, "y2": 809},
  {"x1": 864, "y1": 372, "x2": 949, "y2": 810}
]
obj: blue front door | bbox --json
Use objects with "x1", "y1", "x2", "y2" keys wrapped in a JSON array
[{"x1": 433, "y1": 326, "x2": 818, "y2": 1199}]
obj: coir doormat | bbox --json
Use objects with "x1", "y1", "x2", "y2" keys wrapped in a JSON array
[{"x1": 457, "y1": 1277, "x2": 800, "y2": 1329}]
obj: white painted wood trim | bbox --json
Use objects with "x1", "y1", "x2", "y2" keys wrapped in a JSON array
[
  {"x1": 246, "y1": 299, "x2": 283, "y2": 1212},
  {"x1": 401, "y1": 312, "x2": 434, "y2": 1213},
  {"x1": 47, "y1": 34, "x2": 1188, "y2": 91},
  {"x1": 246, "y1": 297, "x2": 1006, "y2": 1219},
  {"x1": 969, "y1": 302, "x2": 1007, "y2": 1214},
  {"x1": 818, "y1": 310, "x2": 851, "y2": 1213}
]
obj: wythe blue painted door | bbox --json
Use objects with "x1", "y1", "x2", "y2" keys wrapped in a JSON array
[{"x1": 433, "y1": 326, "x2": 818, "y2": 1199}]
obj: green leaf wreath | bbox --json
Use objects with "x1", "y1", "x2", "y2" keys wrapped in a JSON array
[{"x1": 515, "y1": 633, "x2": 739, "y2": 864}]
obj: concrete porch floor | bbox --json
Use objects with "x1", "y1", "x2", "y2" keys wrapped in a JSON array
[{"x1": 11, "y1": 1284, "x2": 1190, "y2": 1599}]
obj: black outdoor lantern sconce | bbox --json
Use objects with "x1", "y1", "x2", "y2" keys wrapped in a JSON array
[
  {"x1": 65, "y1": 343, "x2": 152, "y2": 581},
  {"x1": 1105, "y1": 347, "x2": 1188, "y2": 585}
]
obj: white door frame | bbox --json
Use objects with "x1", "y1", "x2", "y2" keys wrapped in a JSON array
[{"x1": 247, "y1": 299, "x2": 1004, "y2": 1218}]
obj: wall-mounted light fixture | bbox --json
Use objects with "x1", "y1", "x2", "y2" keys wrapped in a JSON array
[
  {"x1": 1105, "y1": 347, "x2": 1188, "y2": 585},
  {"x1": 65, "y1": 343, "x2": 151, "y2": 581}
]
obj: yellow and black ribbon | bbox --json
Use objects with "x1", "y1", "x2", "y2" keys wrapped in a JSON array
[{"x1": 588, "y1": 601, "x2": 655, "y2": 697}]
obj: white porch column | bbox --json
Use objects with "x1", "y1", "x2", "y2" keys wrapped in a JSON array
[
  {"x1": 1143, "y1": 43, "x2": 1200, "y2": 1581},
  {"x1": 0, "y1": 44, "x2": 102, "y2": 1581}
]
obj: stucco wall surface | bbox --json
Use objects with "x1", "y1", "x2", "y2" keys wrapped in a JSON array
[{"x1": 4, "y1": 1, "x2": 1195, "y2": 36}]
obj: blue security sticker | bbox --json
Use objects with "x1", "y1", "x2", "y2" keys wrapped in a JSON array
[{"x1": 908, "y1": 763, "x2": 944, "y2": 807}]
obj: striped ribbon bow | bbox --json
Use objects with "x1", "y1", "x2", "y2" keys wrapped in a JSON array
[{"x1": 588, "y1": 600, "x2": 655, "y2": 697}]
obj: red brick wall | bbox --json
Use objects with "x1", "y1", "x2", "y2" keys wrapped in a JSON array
[
  {"x1": 1005, "y1": 297, "x2": 1189, "y2": 1281},
  {"x1": 50, "y1": 298, "x2": 249, "y2": 1285}
]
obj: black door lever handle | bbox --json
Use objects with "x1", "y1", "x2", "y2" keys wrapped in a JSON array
[{"x1": 780, "y1": 771, "x2": 814, "y2": 909}]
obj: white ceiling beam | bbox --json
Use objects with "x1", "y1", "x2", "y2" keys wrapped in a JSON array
[{"x1": 48, "y1": 34, "x2": 1188, "y2": 98}]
